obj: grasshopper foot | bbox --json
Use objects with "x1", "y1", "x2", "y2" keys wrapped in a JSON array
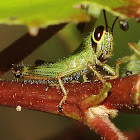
[
  {"x1": 45, "y1": 86, "x2": 49, "y2": 92},
  {"x1": 58, "y1": 105, "x2": 63, "y2": 112}
]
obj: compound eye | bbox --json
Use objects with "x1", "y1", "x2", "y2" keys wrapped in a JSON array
[{"x1": 94, "y1": 26, "x2": 104, "y2": 41}]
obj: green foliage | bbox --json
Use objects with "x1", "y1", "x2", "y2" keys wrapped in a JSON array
[
  {"x1": 0, "y1": 0, "x2": 139, "y2": 27},
  {"x1": 125, "y1": 41, "x2": 140, "y2": 75}
]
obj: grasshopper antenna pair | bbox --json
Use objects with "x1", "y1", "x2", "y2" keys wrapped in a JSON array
[{"x1": 103, "y1": 10, "x2": 118, "y2": 32}]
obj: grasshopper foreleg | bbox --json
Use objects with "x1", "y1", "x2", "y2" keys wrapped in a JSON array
[{"x1": 98, "y1": 43, "x2": 140, "y2": 80}]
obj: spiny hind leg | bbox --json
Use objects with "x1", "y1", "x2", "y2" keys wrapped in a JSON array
[
  {"x1": 86, "y1": 64, "x2": 112, "y2": 106},
  {"x1": 57, "y1": 73, "x2": 68, "y2": 110},
  {"x1": 57, "y1": 73, "x2": 88, "y2": 108}
]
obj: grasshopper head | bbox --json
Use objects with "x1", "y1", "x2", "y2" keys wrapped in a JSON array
[
  {"x1": 11, "y1": 65, "x2": 23, "y2": 78},
  {"x1": 92, "y1": 25, "x2": 113, "y2": 62},
  {"x1": 92, "y1": 11, "x2": 118, "y2": 62}
]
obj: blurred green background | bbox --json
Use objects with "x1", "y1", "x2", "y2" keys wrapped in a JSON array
[{"x1": 0, "y1": 11, "x2": 139, "y2": 140}]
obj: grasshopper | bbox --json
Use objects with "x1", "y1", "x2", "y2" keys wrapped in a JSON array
[{"x1": 12, "y1": 10, "x2": 119, "y2": 110}]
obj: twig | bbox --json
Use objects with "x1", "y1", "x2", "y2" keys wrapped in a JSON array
[{"x1": 0, "y1": 74, "x2": 140, "y2": 139}]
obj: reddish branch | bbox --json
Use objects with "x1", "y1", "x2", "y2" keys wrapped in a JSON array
[{"x1": 0, "y1": 74, "x2": 140, "y2": 139}]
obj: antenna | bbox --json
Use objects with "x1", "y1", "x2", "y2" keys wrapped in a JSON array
[
  {"x1": 111, "y1": 17, "x2": 119, "y2": 32},
  {"x1": 103, "y1": 10, "x2": 108, "y2": 29}
]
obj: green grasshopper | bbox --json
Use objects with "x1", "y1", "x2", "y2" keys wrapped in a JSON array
[{"x1": 12, "y1": 10, "x2": 119, "y2": 109}]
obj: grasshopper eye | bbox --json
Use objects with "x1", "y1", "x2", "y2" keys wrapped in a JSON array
[{"x1": 94, "y1": 26, "x2": 104, "y2": 41}]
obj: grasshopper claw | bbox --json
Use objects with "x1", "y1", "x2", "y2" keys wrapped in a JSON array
[{"x1": 58, "y1": 105, "x2": 63, "y2": 112}]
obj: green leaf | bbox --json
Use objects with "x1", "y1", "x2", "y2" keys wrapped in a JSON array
[
  {"x1": 126, "y1": 41, "x2": 140, "y2": 75},
  {"x1": 0, "y1": 0, "x2": 90, "y2": 27},
  {"x1": 0, "y1": 0, "x2": 139, "y2": 28}
]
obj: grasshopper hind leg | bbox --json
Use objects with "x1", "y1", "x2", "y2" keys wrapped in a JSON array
[
  {"x1": 57, "y1": 71, "x2": 90, "y2": 110},
  {"x1": 57, "y1": 73, "x2": 68, "y2": 110}
]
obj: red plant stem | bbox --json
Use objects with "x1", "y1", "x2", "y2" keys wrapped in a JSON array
[
  {"x1": 0, "y1": 74, "x2": 139, "y2": 139},
  {"x1": 84, "y1": 111, "x2": 127, "y2": 140}
]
